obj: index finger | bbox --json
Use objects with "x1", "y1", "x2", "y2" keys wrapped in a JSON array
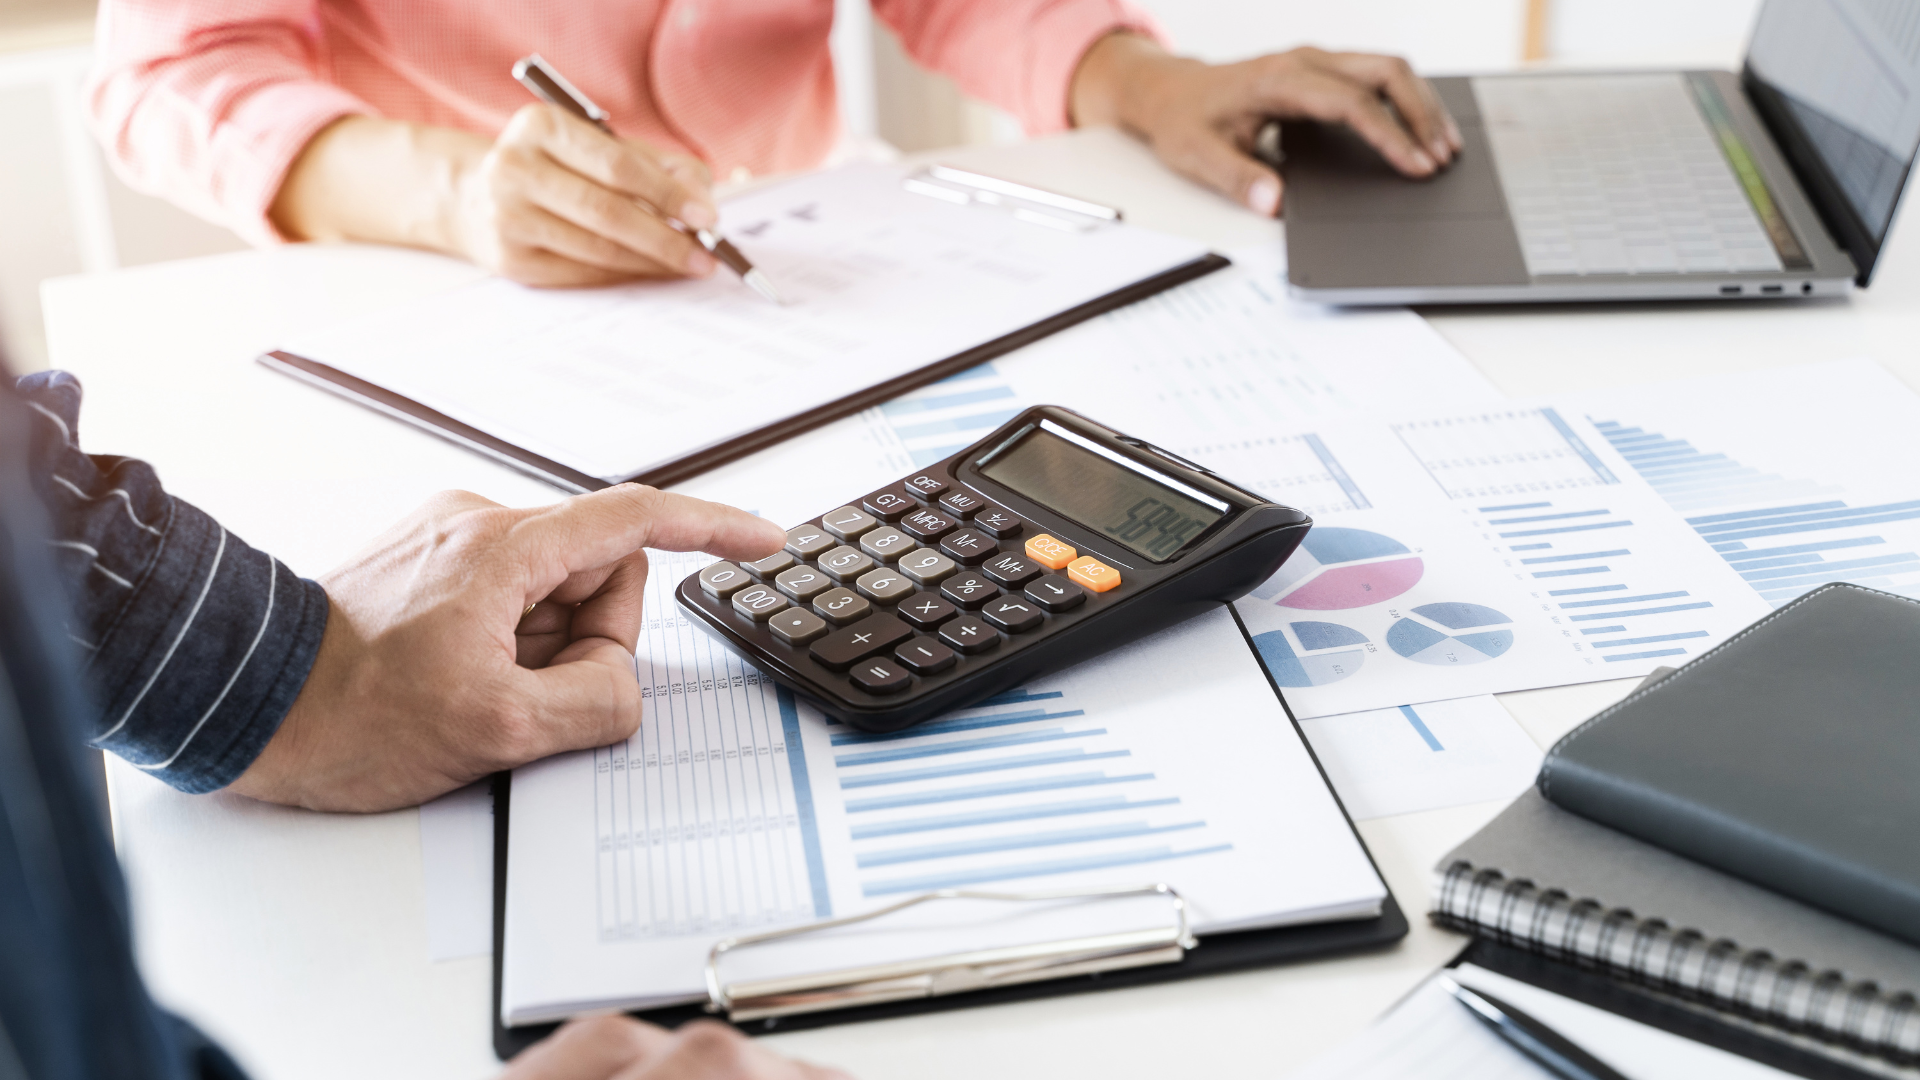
[
  {"x1": 514, "y1": 484, "x2": 787, "y2": 581},
  {"x1": 1316, "y1": 52, "x2": 1458, "y2": 159},
  {"x1": 517, "y1": 104, "x2": 718, "y2": 228}
]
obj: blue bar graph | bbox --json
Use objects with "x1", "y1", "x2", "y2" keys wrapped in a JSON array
[
  {"x1": 849, "y1": 796, "x2": 1181, "y2": 841},
  {"x1": 1521, "y1": 549, "x2": 1630, "y2": 564},
  {"x1": 1490, "y1": 495, "x2": 1713, "y2": 664},
  {"x1": 829, "y1": 688, "x2": 1234, "y2": 897},
  {"x1": 1593, "y1": 417, "x2": 1920, "y2": 606}
]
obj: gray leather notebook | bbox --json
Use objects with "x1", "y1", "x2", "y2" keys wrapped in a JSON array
[{"x1": 1539, "y1": 583, "x2": 1920, "y2": 946}]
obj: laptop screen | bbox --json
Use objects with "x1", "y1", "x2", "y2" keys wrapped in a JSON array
[{"x1": 1746, "y1": 0, "x2": 1920, "y2": 281}]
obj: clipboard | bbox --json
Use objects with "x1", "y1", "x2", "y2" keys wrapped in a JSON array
[
  {"x1": 487, "y1": 607, "x2": 1410, "y2": 1060},
  {"x1": 258, "y1": 168, "x2": 1232, "y2": 495}
]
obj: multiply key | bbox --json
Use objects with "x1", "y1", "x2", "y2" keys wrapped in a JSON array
[{"x1": 809, "y1": 613, "x2": 913, "y2": 670}]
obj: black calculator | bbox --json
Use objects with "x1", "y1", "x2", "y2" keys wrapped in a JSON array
[{"x1": 676, "y1": 406, "x2": 1311, "y2": 732}]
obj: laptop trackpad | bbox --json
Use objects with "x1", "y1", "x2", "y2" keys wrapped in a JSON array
[{"x1": 1281, "y1": 77, "x2": 1529, "y2": 289}]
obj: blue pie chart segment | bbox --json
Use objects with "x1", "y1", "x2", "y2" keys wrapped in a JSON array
[
  {"x1": 1252, "y1": 623, "x2": 1367, "y2": 687},
  {"x1": 1387, "y1": 602, "x2": 1515, "y2": 666}
]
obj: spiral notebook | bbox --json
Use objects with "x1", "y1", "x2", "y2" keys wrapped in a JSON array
[{"x1": 1432, "y1": 586, "x2": 1920, "y2": 1070}]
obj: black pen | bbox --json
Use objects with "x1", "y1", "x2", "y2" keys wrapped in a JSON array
[
  {"x1": 511, "y1": 53, "x2": 786, "y2": 304},
  {"x1": 1439, "y1": 975, "x2": 1632, "y2": 1080}
]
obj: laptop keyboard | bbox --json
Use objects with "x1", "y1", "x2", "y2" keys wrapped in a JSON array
[{"x1": 1475, "y1": 74, "x2": 1784, "y2": 277}]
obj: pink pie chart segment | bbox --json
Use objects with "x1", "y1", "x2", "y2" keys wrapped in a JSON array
[{"x1": 1278, "y1": 556, "x2": 1426, "y2": 610}]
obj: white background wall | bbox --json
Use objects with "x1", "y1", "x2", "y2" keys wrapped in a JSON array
[{"x1": 2, "y1": 0, "x2": 1768, "y2": 371}]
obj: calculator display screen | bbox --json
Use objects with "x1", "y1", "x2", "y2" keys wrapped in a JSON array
[{"x1": 979, "y1": 428, "x2": 1225, "y2": 562}]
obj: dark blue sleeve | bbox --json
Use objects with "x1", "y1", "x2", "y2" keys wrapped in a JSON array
[{"x1": 15, "y1": 371, "x2": 328, "y2": 793}]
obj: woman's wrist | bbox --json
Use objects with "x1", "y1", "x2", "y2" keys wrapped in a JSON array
[
  {"x1": 1068, "y1": 31, "x2": 1196, "y2": 135},
  {"x1": 270, "y1": 116, "x2": 488, "y2": 257}
]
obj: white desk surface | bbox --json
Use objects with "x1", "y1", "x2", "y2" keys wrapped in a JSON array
[{"x1": 43, "y1": 125, "x2": 1920, "y2": 1080}]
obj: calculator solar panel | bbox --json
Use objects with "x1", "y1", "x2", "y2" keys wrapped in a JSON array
[{"x1": 677, "y1": 406, "x2": 1313, "y2": 732}]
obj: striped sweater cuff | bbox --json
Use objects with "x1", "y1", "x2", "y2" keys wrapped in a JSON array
[{"x1": 87, "y1": 497, "x2": 328, "y2": 794}]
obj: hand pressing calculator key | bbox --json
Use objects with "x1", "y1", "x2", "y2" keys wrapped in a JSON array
[{"x1": 677, "y1": 406, "x2": 1311, "y2": 732}]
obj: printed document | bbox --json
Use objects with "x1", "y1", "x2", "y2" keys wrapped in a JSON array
[
  {"x1": 1228, "y1": 359, "x2": 1920, "y2": 716},
  {"x1": 279, "y1": 165, "x2": 1207, "y2": 481},
  {"x1": 501, "y1": 586, "x2": 1385, "y2": 1023}
]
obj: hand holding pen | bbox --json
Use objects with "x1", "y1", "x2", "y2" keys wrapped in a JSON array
[{"x1": 513, "y1": 55, "x2": 784, "y2": 303}]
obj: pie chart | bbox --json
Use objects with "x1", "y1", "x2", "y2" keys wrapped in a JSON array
[
  {"x1": 1252, "y1": 527, "x2": 1424, "y2": 611},
  {"x1": 1252, "y1": 620, "x2": 1368, "y2": 687},
  {"x1": 1387, "y1": 602, "x2": 1514, "y2": 666}
]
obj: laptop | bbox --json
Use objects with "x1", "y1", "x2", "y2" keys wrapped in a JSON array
[{"x1": 1280, "y1": 0, "x2": 1920, "y2": 304}]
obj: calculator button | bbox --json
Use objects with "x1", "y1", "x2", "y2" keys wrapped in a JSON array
[
  {"x1": 1067, "y1": 555, "x2": 1122, "y2": 593},
  {"x1": 939, "y1": 529, "x2": 998, "y2": 565},
  {"x1": 862, "y1": 487, "x2": 916, "y2": 522},
  {"x1": 731, "y1": 584, "x2": 789, "y2": 621},
  {"x1": 970, "y1": 505, "x2": 1025, "y2": 539},
  {"x1": 899, "y1": 593, "x2": 958, "y2": 629},
  {"x1": 982, "y1": 595, "x2": 1044, "y2": 633},
  {"x1": 897, "y1": 548, "x2": 957, "y2": 585},
  {"x1": 744, "y1": 550, "x2": 795, "y2": 579},
  {"x1": 859, "y1": 527, "x2": 914, "y2": 563},
  {"x1": 1025, "y1": 575, "x2": 1087, "y2": 612},
  {"x1": 818, "y1": 545, "x2": 875, "y2": 582},
  {"x1": 939, "y1": 573, "x2": 998, "y2": 609},
  {"x1": 849, "y1": 657, "x2": 913, "y2": 695},
  {"x1": 821, "y1": 506, "x2": 879, "y2": 541},
  {"x1": 938, "y1": 489, "x2": 986, "y2": 518},
  {"x1": 785, "y1": 525, "x2": 835, "y2": 558},
  {"x1": 900, "y1": 507, "x2": 958, "y2": 541},
  {"x1": 809, "y1": 613, "x2": 912, "y2": 669},
  {"x1": 980, "y1": 552, "x2": 1042, "y2": 588},
  {"x1": 698, "y1": 562, "x2": 751, "y2": 598},
  {"x1": 1024, "y1": 533, "x2": 1077, "y2": 570},
  {"x1": 904, "y1": 472, "x2": 948, "y2": 501},
  {"x1": 812, "y1": 587, "x2": 872, "y2": 626},
  {"x1": 774, "y1": 565, "x2": 834, "y2": 602},
  {"x1": 895, "y1": 637, "x2": 956, "y2": 675},
  {"x1": 768, "y1": 608, "x2": 828, "y2": 646},
  {"x1": 938, "y1": 616, "x2": 999, "y2": 655},
  {"x1": 855, "y1": 567, "x2": 917, "y2": 604}
]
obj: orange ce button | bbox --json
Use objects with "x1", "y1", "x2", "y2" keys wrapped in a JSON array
[
  {"x1": 1024, "y1": 533, "x2": 1077, "y2": 570},
  {"x1": 1067, "y1": 555, "x2": 1121, "y2": 592}
]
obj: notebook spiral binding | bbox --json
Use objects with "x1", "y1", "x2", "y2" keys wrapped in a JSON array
[{"x1": 1433, "y1": 861, "x2": 1920, "y2": 1066}]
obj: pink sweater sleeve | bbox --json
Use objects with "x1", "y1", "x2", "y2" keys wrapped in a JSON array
[
  {"x1": 85, "y1": 0, "x2": 375, "y2": 246},
  {"x1": 871, "y1": 0, "x2": 1167, "y2": 135}
]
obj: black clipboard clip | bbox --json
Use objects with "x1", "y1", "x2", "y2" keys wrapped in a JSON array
[
  {"x1": 903, "y1": 166, "x2": 1123, "y2": 232},
  {"x1": 704, "y1": 883, "x2": 1195, "y2": 1022}
]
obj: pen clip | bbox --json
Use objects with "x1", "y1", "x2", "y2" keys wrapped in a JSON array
[{"x1": 903, "y1": 166, "x2": 1123, "y2": 232}]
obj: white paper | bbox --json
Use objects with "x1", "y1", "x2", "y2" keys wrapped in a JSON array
[
  {"x1": 1289, "y1": 963, "x2": 1798, "y2": 1080},
  {"x1": 1298, "y1": 697, "x2": 1544, "y2": 821},
  {"x1": 1228, "y1": 359, "x2": 1920, "y2": 717},
  {"x1": 417, "y1": 782, "x2": 495, "y2": 961},
  {"x1": 281, "y1": 165, "x2": 1208, "y2": 480},
  {"x1": 501, "y1": 580, "x2": 1385, "y2": 1023},
  {"x1": 419, "y1": 246, "x2": 1506, "y2": 961}
]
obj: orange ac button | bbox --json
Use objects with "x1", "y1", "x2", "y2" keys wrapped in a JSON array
[
  {"x1": 1067, "y1": 555, "x2": 1121, "y2": 593},
  {"x1": 1024, "y1": 533, "x2": 1077, "y2": 570}
]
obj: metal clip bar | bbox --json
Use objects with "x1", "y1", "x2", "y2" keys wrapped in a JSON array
[
  {"x1": 903, "y1": 166, "x2": 1123, "y2": 231},
  {"x1": 705, "y1": 883, "x2": 1193, "y2": 1021}
]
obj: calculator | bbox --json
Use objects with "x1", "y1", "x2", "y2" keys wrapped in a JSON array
[{"x1": 676, "y1": 406, "x2": 1312, "y2": 732}]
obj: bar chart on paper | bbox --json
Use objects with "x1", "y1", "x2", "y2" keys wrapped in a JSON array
[
  {"x1": 821, "y1": 690, "x2": 1227, "y2": 899},
  {"x1": 1593, "y1": 415, "x2": 1920, "y2": 607},
  {"x1": 592, "y1": 550, "x2": 827, "y2": 941}
]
